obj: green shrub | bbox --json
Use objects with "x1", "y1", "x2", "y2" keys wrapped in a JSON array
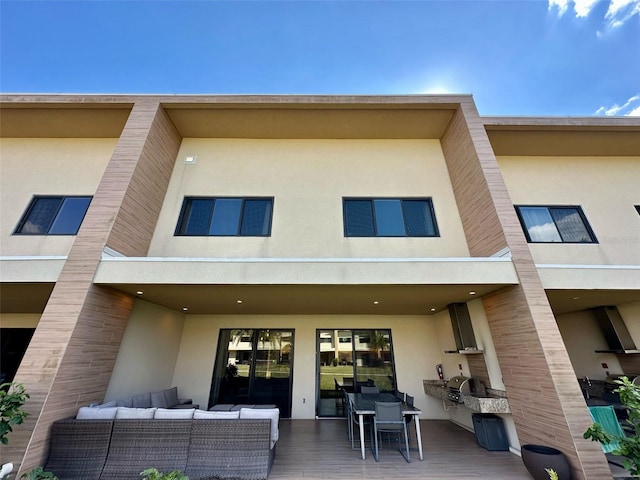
[
  {"x1": 140, "y1": 468, "x2": 189, "y2": 480},
  {"x1": 583, "y1": 376, "x2": 640, "y2": 476},
  {"x1": 19, "y1": 467, "x2": 58, "y2": 480},
  {"x1": 0, "y1": 382, "x2": 30, "y2": 445}
]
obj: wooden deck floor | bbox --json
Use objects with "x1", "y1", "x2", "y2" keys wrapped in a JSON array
[{"x1": 270, "y1": 419, "x2": 531, "y2": 479}]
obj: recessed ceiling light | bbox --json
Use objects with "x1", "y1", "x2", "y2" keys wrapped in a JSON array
[
  {"x1": 136, "y1": 291, "x2": 143, "y2": 295},
  {"x1": 430, "y1": 308, "x2": 436, "y2": 312},
  {"x1": 184, "y1": 155, "x2": 197, "y2": 164},
  {"x1": 373, "y1": 301, "x2": 379, "y2": 305},
  {"x1": 469, "y1": 291, "x2": 476, "y2": 295},
  {"x1": 236, "y1": 300, "x2": 243, "y2": 304},
  {"x1": 572, "y1": 296, "x2": 580, "y2": 300},
  {"x1": 182, "y1": 307, "x2": 189, "y2": 311}
]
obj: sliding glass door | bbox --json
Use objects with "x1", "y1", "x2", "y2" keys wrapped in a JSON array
[
  {"x1": 210, "y1": 329, "x2": 294, "y2": 417},
  {"x1": 316, "y1": 329, "x2": 396, "y2": 417}
]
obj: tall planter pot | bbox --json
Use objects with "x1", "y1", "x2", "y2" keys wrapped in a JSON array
[{"x1": 521, "y1": 444, "x2": 572, "y2": 480}]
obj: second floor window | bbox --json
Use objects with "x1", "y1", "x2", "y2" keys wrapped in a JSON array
[
  {"x1": 175, "y1": 197, "x2": 273, "y2": 236},
  {"x1": 14, "y1": 196, "x2": 92, "y2": 235},
  {"x1": 343, "y1": 198, "x2": 439, "y2": 237},
  {"x1": 515, "y1": 205, "x2": 597, "y2": 243}
]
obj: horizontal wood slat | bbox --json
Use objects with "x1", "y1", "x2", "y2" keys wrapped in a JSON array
[
  {"x1": 8, "y1": 101, "x2": 182, "y2": 474},
  {"x1": 441, "y1": 102, "x2": 611, "y2": 480}
]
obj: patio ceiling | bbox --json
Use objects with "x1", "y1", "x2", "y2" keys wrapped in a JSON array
[{"x1": 2, "y1": 283, "x2": 638, "y2": 316}]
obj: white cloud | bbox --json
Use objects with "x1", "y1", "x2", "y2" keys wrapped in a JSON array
[
  {"x1": 549, "y1": 0, "x2": 572, "y2": 15},
  {"x1": 548, "y1": 0, "x2": 640, "y2": 28},
  {"x1": 594, "y1": 94, "x2": 640, "y2": 116},
  {"x1": 574, "y1": 0, "x2": 600, "y2": 17},
  {"x1": 605, "y1": 0, "x2": 640, "y2": 27}
]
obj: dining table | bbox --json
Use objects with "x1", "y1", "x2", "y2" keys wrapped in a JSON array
[{"x1": 348, "y1": 392, "x2": 423, "y2": 461}]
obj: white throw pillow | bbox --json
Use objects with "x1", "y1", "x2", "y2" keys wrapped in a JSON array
[
  {"x1": 76, "y1": 406, "x2": 118, "y2": 420},
  {"x1": 193, "y1": 409, "x2": 240, "y2": 419},
  {"x1": 115, "y1": 407, "x2": 156, "y2": 419},
  {"x1": 154, "y1": 408, "x2": 195, "y2": 419},
  {"x1": 239, "y1": 407, "x2": 279, "y2": 446}
]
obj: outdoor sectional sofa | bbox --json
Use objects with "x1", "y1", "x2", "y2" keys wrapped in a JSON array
[
  {"x1": 93, "y1": 387, "x2": 199, "y2": 410},
  {"x1": 44, "y1": 406, "x2": 279, "y2": 480}
]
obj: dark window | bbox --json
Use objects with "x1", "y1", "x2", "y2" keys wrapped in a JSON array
[
  {"x1": 343, "y1": 198, "x2": 439, "y2": 237},
  {"x1": 176, "y1": 197, "x2": 273, "y2": 236},
  {"x1": 636, "y1": 206, "x2": 640, "y2": 216},
  {"x1": 14, "y1": 196, "x2": 92, "y2": 235},
  {"x1": 515, "y1": 206, "x2": 597, "y2": 243}
]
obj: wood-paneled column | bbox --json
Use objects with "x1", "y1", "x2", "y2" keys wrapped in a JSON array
[
  {"x1": 440, "y1": 100, "x2": 610, "y2": 479},
  {"x1": 4, "y1": 100, "x2": 182, "y2": 472}
]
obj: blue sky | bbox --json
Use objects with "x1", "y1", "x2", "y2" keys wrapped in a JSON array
[{"x1": 1, "y1": 0, "x2": 639, "y2": 116}]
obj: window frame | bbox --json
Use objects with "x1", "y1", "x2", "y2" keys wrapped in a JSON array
[
  {"x1": 515, "y1": 205, "x2": 598, "y2": 244},
  {"x1": 13, "y1": 195, "x2": 92, "y2": 236},
  {"x1": 174, "y1": 196, "x2": 274, "y2": 237},
  {"x1": 342, "y1": 197, "x2": 439, "y2": 238}
]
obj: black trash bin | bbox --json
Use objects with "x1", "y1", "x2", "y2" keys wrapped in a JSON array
[{"x1": 472, "y1": 413, "x2": 509, "y2": 451}]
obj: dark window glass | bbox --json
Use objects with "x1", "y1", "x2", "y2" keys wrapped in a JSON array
[
  {"x1": 209, "y1": 199, "x2": 242, "y2": 235},
  {"x1": 402, "y1": 200, "x2": 438, "y2": 236},
  {"x1": 373, "y1": 199, "x2": 405, "y2": 236},
  {"x1": 49, "y1": 197, "x2": 92, "y2": 234},
  {"x1": 179, "y1": 199, "x2": 214, "y2": 235},
  {"x1": 549, "y1": 208, "x2": 593, "y2": 242},
  {"x1": 516, "y1": 206, "x2": 596, "y2": 243},
  {"x1": 241, "y1": 199, "x2": 272, "y2": 236},
  {"x1": 15, "y1": 196, "x2": 92, "y2": 235},
  {"x1": 344, "y1": 200, "x2": 375, "y2": 236},
  {"x1": 344, "y1": 198, "x2": 439, "y2": 237},
  {"x1": 635, "y1": 206, "x2": 640, "y2": 216},
  {"x1": 176, "y1": 197, "x2": 273, "y2": 236}
]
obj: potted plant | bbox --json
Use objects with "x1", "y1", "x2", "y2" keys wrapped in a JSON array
[{"x1": 521, "y1": 444, "x2": 572, "y2": 480}]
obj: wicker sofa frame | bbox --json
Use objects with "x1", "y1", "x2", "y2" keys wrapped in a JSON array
[{"x1": 44, "y1": 417, "x2": 275, "y2": 480}]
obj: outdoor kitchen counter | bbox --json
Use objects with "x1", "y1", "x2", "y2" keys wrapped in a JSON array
[{"x1": 423, "y1": 380, "x2": 511, "y2": 414}]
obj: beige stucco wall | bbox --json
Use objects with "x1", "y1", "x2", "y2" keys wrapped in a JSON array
[
  {"x1": 496, "y1": 155, "x2": 640, "y2": 265},
  {"x1": 555, "y1": 303, "x2": 639, "y2": 382},
  {"x1": 619, "y1": 301, "x2": 640, "y2": 344},
  {"x1": 168, "y1": 313, "x2": 448, "y2": 419},
  {"x1": 0, "y1": 314, "x2": 40, "y2": 328},
  {"x1": 0, "y1": 138, "x2": 116, "y2": 256},
  {"x1": 556, "y1": 310, "x2": 622, "y2": 380},
  {"x1": 149, "y1": 139, "x2": 470, "y2": 259},
  {"x1": 105, "y1": 299, "x2": 185, "y2": 402}
]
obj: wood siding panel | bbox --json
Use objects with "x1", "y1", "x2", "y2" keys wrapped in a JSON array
[
  {"x1": 5, "y1": 101, "x2": 182, "y2": 472},
  {"x1": 441, "y1": 101, "x2": 610, "y2": 480}
]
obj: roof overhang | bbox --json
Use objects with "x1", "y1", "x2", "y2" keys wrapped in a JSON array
[
  {"x1": 483, "y1": 116, "x2": 640, "y2": 156},
  {"x1": 1, "y1": 94, "x2": 468, "y2": 139}
]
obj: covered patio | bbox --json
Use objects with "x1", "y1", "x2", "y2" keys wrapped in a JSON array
[{"x1": 270, "y1": 418, "x2": 529, "y2": 479}]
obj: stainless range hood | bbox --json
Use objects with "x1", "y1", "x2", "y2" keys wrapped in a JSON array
[
  {"x1": 593, "y1": 306, "x2": 640, "y2": 354},
  {"x1": 445, "y1": 303, "x2": 483, "y2": 354}
]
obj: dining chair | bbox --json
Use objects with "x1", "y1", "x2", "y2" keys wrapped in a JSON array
[
  {"x1": 347, "y1": 394, "x2": 371, "y2": 450},
  {"x1": 371, "y1": 401, "x2": 410, "y2": 462},
  {"x1": 395, "y1": 390, "x2": 406, "y2": 402},
  {"x1": 360, "y1": 386, "x2": 380, "y2": 394}
]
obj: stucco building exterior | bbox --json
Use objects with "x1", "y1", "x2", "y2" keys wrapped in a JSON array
[{"x1": 1, "y1": 94, "x2": 639, "y2": 479}]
